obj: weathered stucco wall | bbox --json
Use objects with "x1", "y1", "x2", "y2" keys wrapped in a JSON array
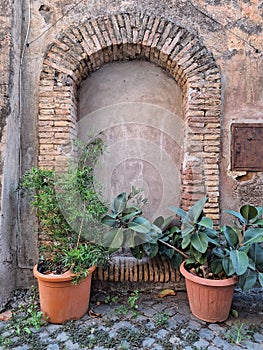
[
  {"x1": 0, "y1": 0, "x2": 23, "y2": 309},
  {"x1": 0, "y1": 0, "x2": 262, "y2": 307}
]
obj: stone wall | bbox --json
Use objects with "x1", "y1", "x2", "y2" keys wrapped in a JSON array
[{"x1": 0, "y1": 0, "x2": 262, "y2": 307}]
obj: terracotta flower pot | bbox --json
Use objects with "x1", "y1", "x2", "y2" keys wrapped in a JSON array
[
  {"x1": 180, "y1": 261, "x2": 237, "y2": 323},
  {"x1": 33, "y1": 264, "x2": 96, "y2": 324}
]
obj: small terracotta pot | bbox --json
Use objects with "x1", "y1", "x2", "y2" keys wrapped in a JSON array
[
  {"x1": 180, "y1": 261, "x2": 237, "y2": 323},
  {"x1": 33, "y1": 264, "x2": 96, "y2": 324}
]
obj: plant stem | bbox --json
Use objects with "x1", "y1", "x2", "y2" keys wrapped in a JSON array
[
  {"x1": 76, "y1": 202, "x2": 86, "y2": 249},
  {"x1": 158, "y1": 239, "x2": 189, "y2": 259}
]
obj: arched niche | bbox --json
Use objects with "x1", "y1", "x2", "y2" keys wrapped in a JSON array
[{"x1": 38, "y1": 13, "x2": 221, "y2": 221}]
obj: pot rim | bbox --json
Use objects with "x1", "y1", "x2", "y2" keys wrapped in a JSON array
[
  {"x1": 180, "y1": 261, "x2": 237, "y2": 287},
  {"x1": 33, "y1": 264, "x2": 96, "y2": 282}
]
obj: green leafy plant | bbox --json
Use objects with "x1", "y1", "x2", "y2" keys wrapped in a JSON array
[
  {"x1": 158, "y1": 198, "x2": 263, "y2": 290},
  {"x1": 101, "y1": 188, "x2": 161, "y2": 256},
  {"x1": 115, "y1": 290, "x2": 140, "y2": 317},
  {"x1": 154, "y1": 310, "x2": 169, "y2": 326},
  {"x1": 128, "y1": 290, "x2": 139, "y2": 309},
  {"x1": 225, "y1": 322, "x2": 252, "y2": 345},
  {"x1": 8, "y1": 287, "x2": 44, "y2": 336},
  {"x1": 169, "y1": 197, "x2": 220, "y2": 268},
  {"x1": 115, "y1": 305, "x2": 129, "y2": 316},
  {"x1": 104, "y1": 294, "x2": 119, "y2": 304},
  {"x1": 214, "y1": 204, "x2": 263, "y2": 290},
  {"x1": 18, "y1": 135, "x2": 109, "y2": 280}
]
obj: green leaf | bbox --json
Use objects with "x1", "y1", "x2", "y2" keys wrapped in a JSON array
[
  {"x1": 238, "y1": 269, "x2": 257, "y2": 291},
  {"x1": 222, "y1": 256, "x2": 235, "y2": 276},
  {"x1": 205, "y1": 228, "x2": 218, "y2": 238},
  {"x1": 147, "y1": 229, "x2": 160, "y2": 243},
  {"x1": 229, "y1": 250, "x2": 249, "y2": 275},
  {"x1": 130, "y1": 245, "x2": 144, "y2": 259},
  {"x1": 186, "y1": 197, "x2": 207, "y2": 224},
  {"x1": 191, "y1": 231, "x2": 208, "y2": 253},
  {"x1": 113, "y1": 192, "x2": 127, "y2": 214},
  {"x1": 170, "y1": 254, "x2": 183, "y2": 270},
  {"x1": 160, "y1": 245, "x2": 174, "y2": 259},
  {"x1": 253, "y1": 218, "x2": 263, "y2": 225},
  {"x1": 256, "y1": 206, "x2": 263, "y2": 216},
  {"x1": 142, "y1": 242, "x2": 159, "y2": 258},
  {"x1": 224, "y1": 209, "x2": 246, "y2": 224},
  {"x1": 104, "y1": 228, "x2": 123, "y2": 251},
  {"x1": 212, "y1": 247, "x2": 226, "y2": 258},
  {"x1": 248, "y1": 258, "x2": 256, "y2": 271},
  {"x1": 181, "y1": 235, "x2": 191, "y2": 249},
  {"x1": 258, "y1": 272, "x2": 263, "y2": 288},
  {"x1": 221, "y1": 225, "x2": 239, "y2": 247},
  {"x1": 249, "y1": 244, "x2": 263, "y2": 268},
  {"x1": 123, "y1": 229, "x2": 136, "y2": 248},
  {"x1": 101, "y1": 214, "x2": 117, "y2": 227},
  {"x1": 240, "y1": 204, "x2": 258, "y2": 222},
  {"x1": 161, "y1": 216, "x2": 174, "y2": 231},
  {"x1": 198, "y1": 217, "x2": 213, "y2": 229},
  {"x1": 211, "y1": 259, "x2": 223, "y2": 275},
  {"x1": 128, "y1": 216, "x2": 152, "y2": 233},
  {"x1": 169, "y1": 206, "x2": 186, "y2": 219},
  {"x1": 207, "y1": 236, "x2": 220, "y2": 246},
  {"x1": 189, "y1": 246, "x2": 206, "y2": 264},
  {"x1": 153, "y1": 216, "x2": 164, "y2": 228},
  {"x1": 243, "y1": 228, "x2": 263, "y2": 246},
  {"x1": 181, "y1": 224, "x2": 194, "y2": 237},
  {"x1": 121, "y1": 207, "x2": 142, "y2": 221}
]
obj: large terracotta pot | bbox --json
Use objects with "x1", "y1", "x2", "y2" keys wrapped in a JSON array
[
  {"x1": 33, "y1": 264, "x2": 96, "y2": 324},
  {"x1": 180, "y1": 261, "x2": 237, "y2": 323}
]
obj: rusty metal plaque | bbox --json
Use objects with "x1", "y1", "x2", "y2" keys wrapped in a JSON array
[{"x1": 231, "y1": 123, "x2": 263, "y2": 171}]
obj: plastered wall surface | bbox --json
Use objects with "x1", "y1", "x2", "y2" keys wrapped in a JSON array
[
  {"x1": 0, "y1": 0, "x2": 262, "y2": 307},
  {"x1": 78, "y1": 60, "x2": 183, "y2": 219}
]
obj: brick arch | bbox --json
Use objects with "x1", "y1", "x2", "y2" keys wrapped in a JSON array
[{"x1": 39, "y1": 13, "x2": 221, "y2": 220}]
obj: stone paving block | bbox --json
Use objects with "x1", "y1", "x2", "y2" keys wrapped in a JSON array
[
  {"x1": 145, "y1": 320, "x2": 156, "y2": 330},
  {"x1": 241, "y1": 340, "x2": 263, "y2": 349},
  {"x1": 199, "y1": 328, "x2": 215, "y2": 341},
  {"x1": 169, "y1": 335, "x2": 183, "y2": 345},
  {"x1": 193, "y1": 338, "x2": 210, "y2": 348},
  {"x1": 46, "y1": 345, "x2": 59, "y2": 350},
  {"x1": 64, "y1": 340, "x2": 80, "y2": 349},
  {"x1": 164, "y1": 306, "x2": 178, "y2": 316},
  {"x1": 212, "y1": 336, "x2": 236, "y2": 349},
  {"x1": 38, "y1": 330, "x2": 52, "y2": 344},
  {"x1": 151, "y1": 344, "x2": 164, "y2": 350},
  {"x1": 143, "y1": 307, "x2": 158, "y2": 317},
  {"x1": 56, "y1": 331, "x2": 69, "y2": 342},
  {"x1": 208, "y1": 323, "x2": 225, "y2": 334},
  {"x1": 46, "y1": 324, "x2": 62, "y2": 334},
  {"x1": 142, "y1": 337, "x2": 155, "y2": 347},
  {"x1": 152, "y1": 303, "x2": 168, "y2": 312},
  {"x1": 188, "y1": 320, "x2": 202, "y2": 331},
  {"x1": 169, "y1": 313, "x2": 186, "y2": 326},
  {"x1": 253, "y1": 332, "x2": 263, "y2": 342},
  {"x1": 155, "y1": 328, "x2": 169, "y2": 339}
]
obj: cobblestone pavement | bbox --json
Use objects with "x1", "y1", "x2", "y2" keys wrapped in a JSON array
[{"x1": 0, "y1": 288, "x2": 262, "y2": 350}]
